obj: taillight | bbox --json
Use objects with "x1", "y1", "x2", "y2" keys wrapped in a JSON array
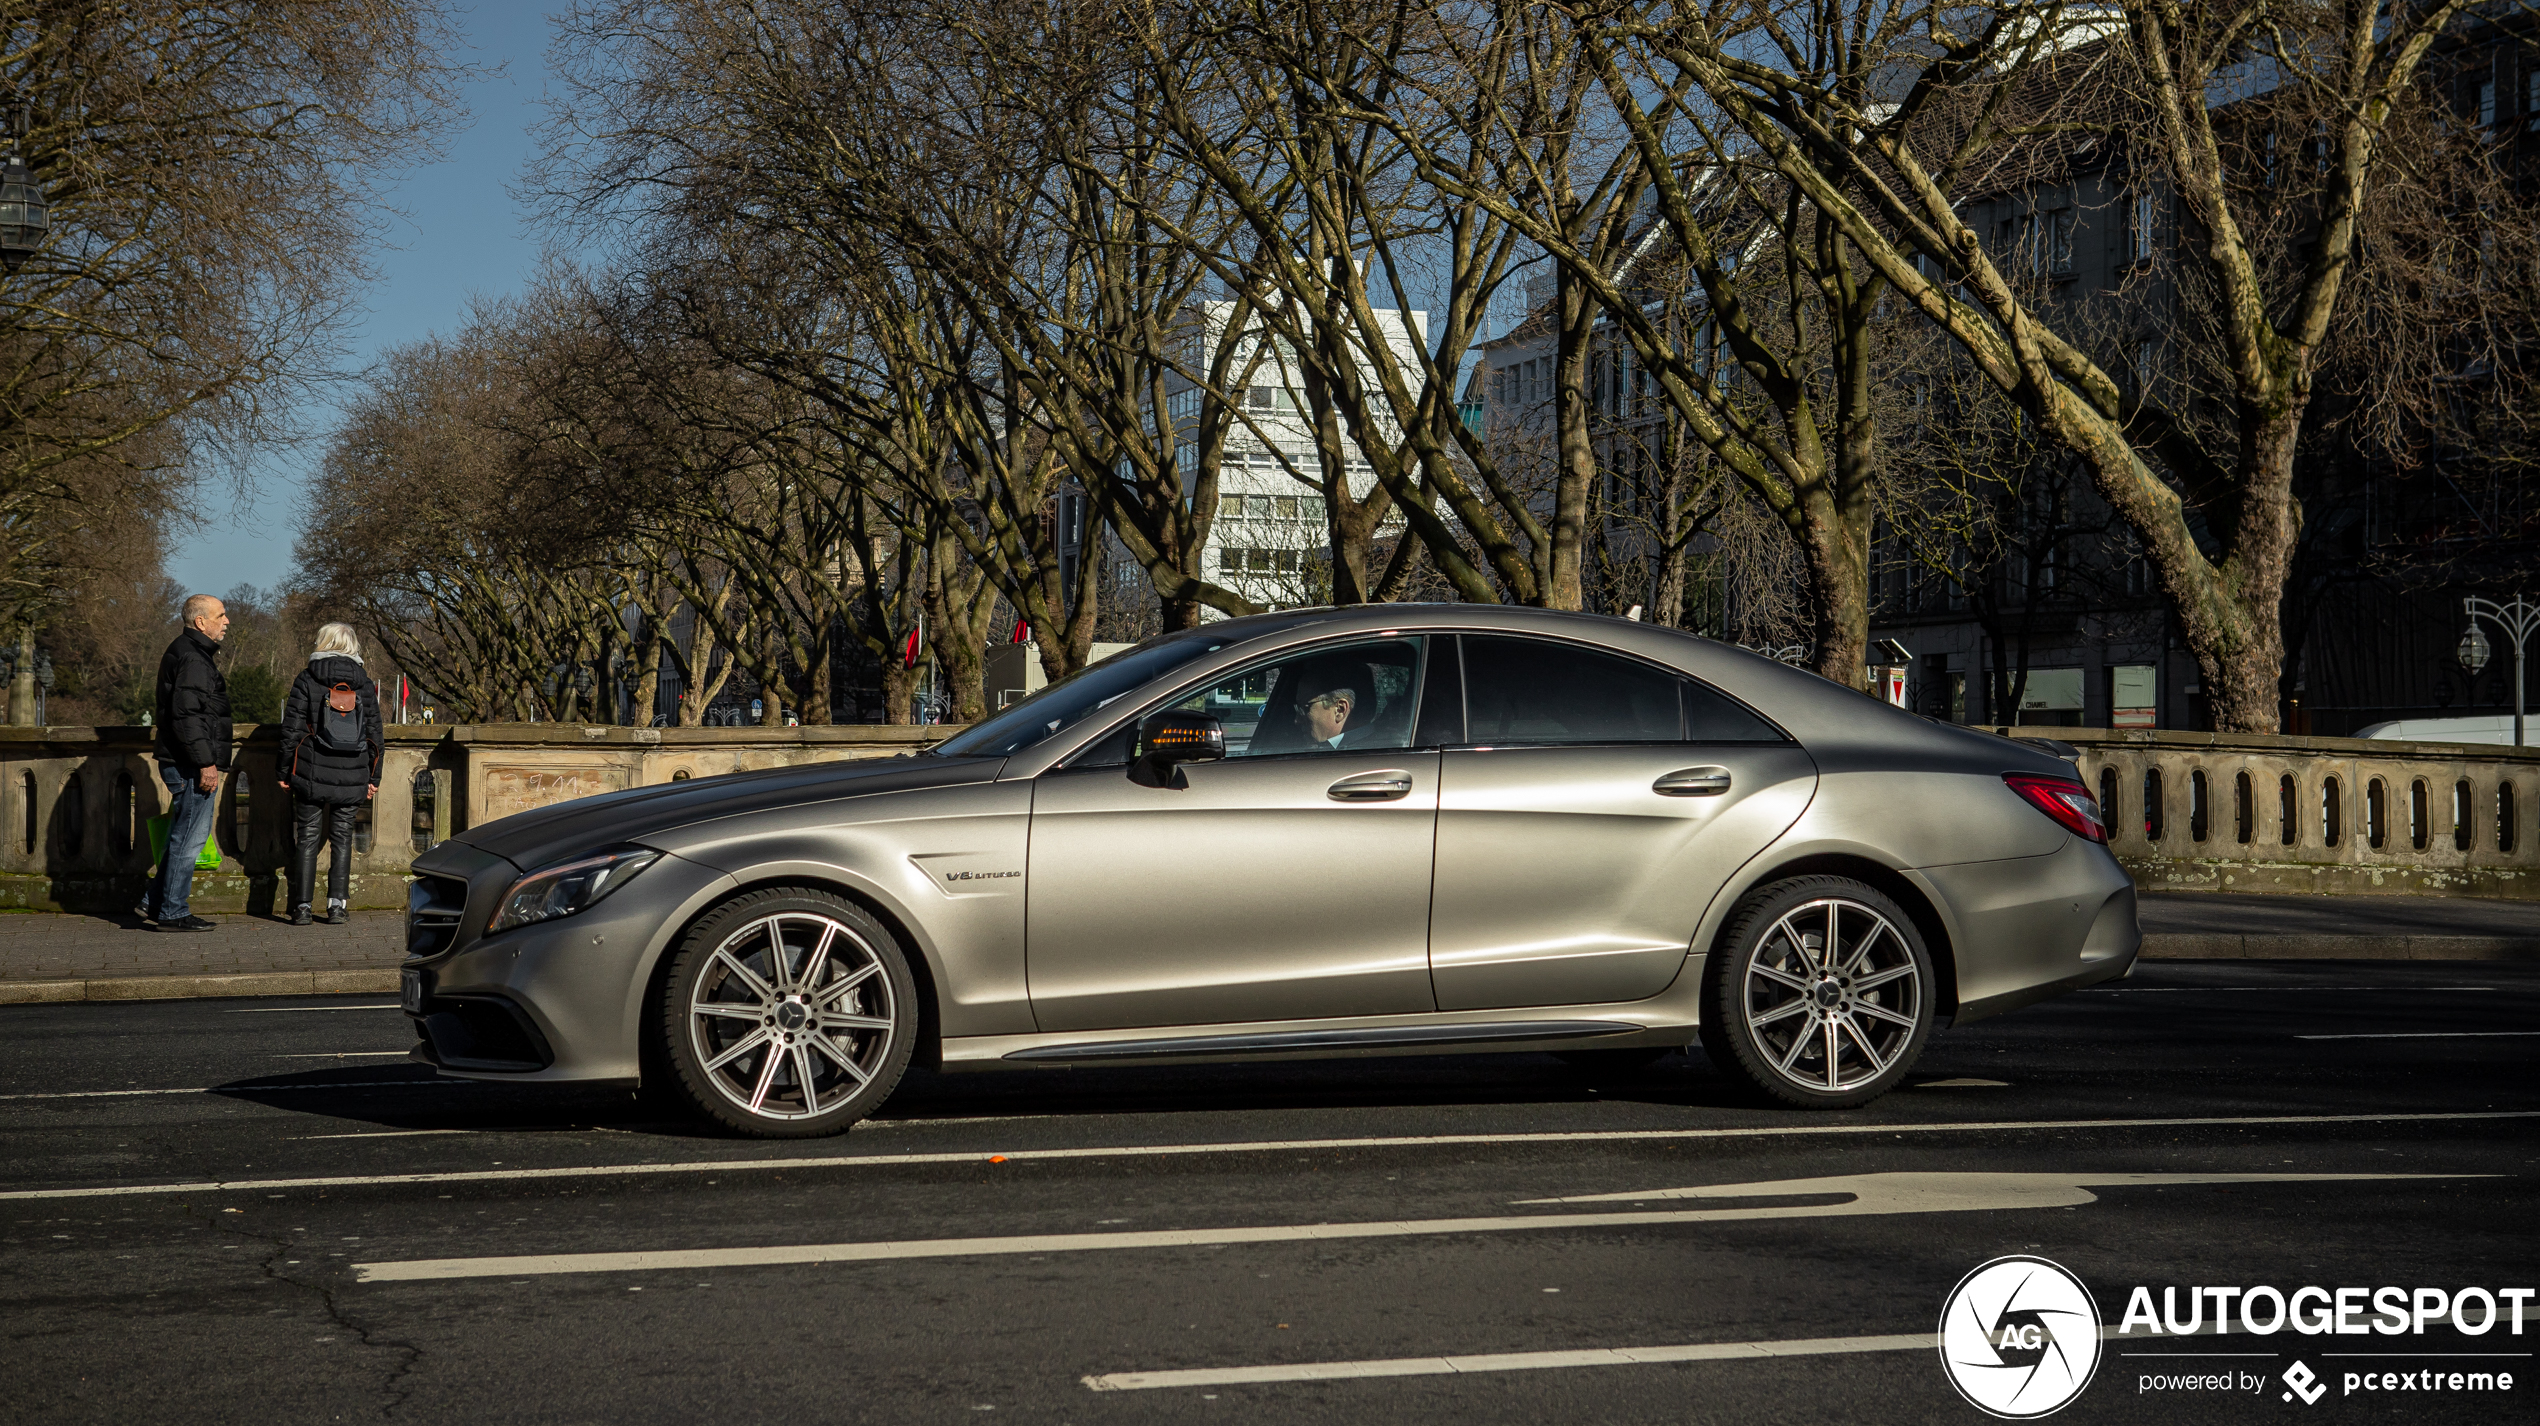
[{"x1": 2003, "y1": 772, "x2": 2108, "y2": 843}]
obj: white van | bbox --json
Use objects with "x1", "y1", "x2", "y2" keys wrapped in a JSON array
[{"x1": 2353, "y1": 714, "x2": 2519, "y2": 746}]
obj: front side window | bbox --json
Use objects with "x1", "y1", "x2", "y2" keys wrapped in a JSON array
[
  {"x1": 1460, "y1": 635, "x2": 1783, "y2": 745},
  {"x1": 1164, "y1": 637, "x2": 1428, "y2": 757},
  {"x1": 930, "y1": 632, "x2": 1235, "y2": 759},
  {"x1": 1061, "y1": 637, "x2": 1431, "y2": 769}
]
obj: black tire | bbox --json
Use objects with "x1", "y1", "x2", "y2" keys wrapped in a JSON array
[
  {"x1": 1697, "y1": 875, "x2": 1934, "y2": 1110},
  {"x1": 1553, "y1": 1047, "x2": 1669, "y2": 1080},
  {"x1": 653, "y1": 886, "x2": 919, "y2": 1138}
]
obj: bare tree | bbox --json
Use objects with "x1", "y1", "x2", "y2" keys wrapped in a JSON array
[
  {"x1": 1, "y1": 0, "x2": 464, "y2": 690},
  {"x1": 1614, "y1": 0, "x2": 2506, "y2": 729}
]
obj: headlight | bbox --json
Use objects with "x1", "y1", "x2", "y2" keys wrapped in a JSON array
[{"x1": 487, "y1": 846, "x2": 661, "y2": 934}]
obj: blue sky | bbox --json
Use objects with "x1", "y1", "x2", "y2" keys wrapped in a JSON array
[{"x1": 167, "y1": 4, "x2": 556, "y2": 600}]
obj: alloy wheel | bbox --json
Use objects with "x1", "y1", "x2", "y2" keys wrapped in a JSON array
[
  {"x1": 1737, "y1": 896, "x2": 1921, "y2": 1094},
  {"x1": 685, "y1": 911, "x2": 898, "y2": 1121}
]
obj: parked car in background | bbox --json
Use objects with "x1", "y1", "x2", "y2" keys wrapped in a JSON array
[{"x1": 400, "y1": 607, "x2": 2140, "y2": 1137}]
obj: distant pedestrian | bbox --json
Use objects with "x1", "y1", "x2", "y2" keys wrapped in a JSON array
[
  {"x1": 144, "y1": 594, "x2": 231, "y2": 932},
  {"x1": 278, "y1": 622, "x2": 382, "y2": 926}
]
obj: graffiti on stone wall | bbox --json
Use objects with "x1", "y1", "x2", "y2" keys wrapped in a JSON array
[{"x1": 479, "y1": 765, "x2": 629, "y2": 823}]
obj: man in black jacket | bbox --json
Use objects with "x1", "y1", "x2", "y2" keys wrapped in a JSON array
[{"x1": 144, "y1": 594, "x2": 232, "y2": 931}]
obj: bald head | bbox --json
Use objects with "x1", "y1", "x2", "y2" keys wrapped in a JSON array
[{"x1": 182, "y1": 594, "x2": 229, "y2": 644}]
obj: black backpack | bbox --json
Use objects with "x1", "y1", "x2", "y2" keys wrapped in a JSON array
[{"x1": 315, "y1": 680, "x2": 365, "y2": 753}]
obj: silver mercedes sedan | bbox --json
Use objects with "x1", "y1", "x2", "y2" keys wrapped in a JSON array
[{"x1": 401, "y1": 607, "x2": 2137, "y2": 1136}]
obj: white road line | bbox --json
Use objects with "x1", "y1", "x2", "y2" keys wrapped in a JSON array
[
  {"x1": 227, "y1": 1005, "x2": 403, "y2": 1013},
  {"x1": 1082, "y1": 1331, "x2": 1930, "y2": 1382},
  {"x1": 5, "y1": 1108, "x2": 2531, "y2": 1204},
  {"x1": 274, "y1": 1052, "x2": 416, "y2": 1059},
  {"x1": 0, "y1": 1080, "x2": 454, "y2": 1102},
  {"x1": 358, "y1": 1174, "x2": 2418, "y2": 1286},
  {"x1": 291, "y1": 1129, "x2": 473, "y2": 1140},
  {"x1": 1088, "y1": 1331, "x2": 1942, "y2": 1390},
  {"x1": 2082, "y1": 986, "x2": 2499, "y2": 996},
  {"x1": 1084, "y1": 1323, "x2": 2186, "y2": 1391},
  {"x1": 355, "y1": 1173, "x2": 2428, "y2": 1283},
  {"x1": 2297, "y1": 1031, "x2": 2540, "y2": 1040}
]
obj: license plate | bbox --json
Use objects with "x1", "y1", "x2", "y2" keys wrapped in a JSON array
[{"x1": 400, "y1": 968, "x2": 424, "y2": 1015}]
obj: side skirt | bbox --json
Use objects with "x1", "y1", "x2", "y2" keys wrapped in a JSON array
[{"x1": 999, "y1": 1019, "x2": 1652, "y2": 1065}]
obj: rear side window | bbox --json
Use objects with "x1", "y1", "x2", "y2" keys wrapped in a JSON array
[
  {"x1": 1682, "y1": 677, "x2": 1784, "y2": 742},
  {"x1": 1460, "y1": 635, "x2": 1782, "y2": 745}
]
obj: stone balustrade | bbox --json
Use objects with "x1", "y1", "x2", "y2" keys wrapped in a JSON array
[
  {"x1": 0, "y1": 723, "x2": 949, "y2": 915},
  {"x1": 5, "y1": 720, "x2": 2532, "y2": 914},
  {"x1": 2032, "y1": 727, "x2": 2540, "y2": 899}
]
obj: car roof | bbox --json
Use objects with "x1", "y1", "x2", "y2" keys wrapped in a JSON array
[{"x1": 1012, "y1": 606, "x2": 2063, "y2": 780}]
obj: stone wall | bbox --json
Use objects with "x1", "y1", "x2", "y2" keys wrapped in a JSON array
[
  {"x1": 2040, "y1": 727, "x2": 2540, "y2": 898},
  {"x1": 0, "y1": 724, "x2": 948, "y2": 914}
]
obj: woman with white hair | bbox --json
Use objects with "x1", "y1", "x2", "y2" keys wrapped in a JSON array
[{"x1": 276, "y1": 621, "x2": 382, "y2": 925}]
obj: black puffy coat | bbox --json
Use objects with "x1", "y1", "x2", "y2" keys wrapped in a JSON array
[
  {"x1": 279, "y1": 656, "x2": 383, "y2": 804},
  {"x1": 152, "y1": 627, "x2": 231, "y2": 773}
]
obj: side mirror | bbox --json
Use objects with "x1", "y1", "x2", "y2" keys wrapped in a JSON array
[{"x1": 1131, "y1": 710, "x2": 1224, "y2": 786}]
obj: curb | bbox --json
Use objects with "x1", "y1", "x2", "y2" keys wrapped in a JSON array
[
  {"x1": 2140, "y1": 934, "x2": 2540, "y2": 961},
  {"x1": 0, "y1": 969, "x2": 400, "y2": 1005}
]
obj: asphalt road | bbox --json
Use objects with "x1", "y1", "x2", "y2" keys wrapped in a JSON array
[{"x1": 2, "y1": 960, "x2": 2535, "y2": 1425}]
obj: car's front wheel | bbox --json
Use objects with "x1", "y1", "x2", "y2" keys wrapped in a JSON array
[
  {"x1": 1698, "y1": 875, "x2": 1933, "y2": 1109},
  {"x1": 653, "y1": 887, "x2": 919, "y2": 1137}
]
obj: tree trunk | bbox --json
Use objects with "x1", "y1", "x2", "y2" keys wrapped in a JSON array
[
  {"x1": 879, "y1": 656, "x2": 915, "y2": 726},
  {"x1": 797, "y1": 623, "x2": 833, "y2": 725},
  {"x1": 1546, "y1": 266, "x2": 1597, "y2": 611},
  {"x1": 1797, "y1": 488, "x2": 1869, "y2": 693},
  {"x1": 630, "y1": 624, "x2": 662, "y2": 728},
  {"x1": 930, "y1": 634, "x2": 984, "y2": 724},
  {"x1": 1304, "y1": 369, "x2": 1377, "y2": 606},
  {"x1": 925, "y1": 569, "x2": 988, "y2": 725},
  {"x1": 9, "y1": 626, "x2": 33, "y2": 726},
  {"x1": 1650, "y1": 541, "x2": 1688, "y2": 631}
]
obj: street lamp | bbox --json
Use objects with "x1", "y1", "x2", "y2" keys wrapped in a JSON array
[
  {"x1": 2462, "y1": 594, "x2": 2540, "y2": 746},
  {"x1": 0, "y1": 106, "x2": 45, "y2": 273}
]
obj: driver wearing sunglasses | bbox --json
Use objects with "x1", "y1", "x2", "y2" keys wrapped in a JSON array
[{"x1": 1292, "y1": 671, "x2": 1362, "y2": 749}]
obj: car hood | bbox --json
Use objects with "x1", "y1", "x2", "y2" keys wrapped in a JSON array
[{"x1": 451, "y1": 754, "x2": 1003, "y2": 870}]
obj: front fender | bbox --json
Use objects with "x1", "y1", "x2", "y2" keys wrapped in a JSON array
[{"x1": 640, "y1": 780, "x2": 1036, "y2": 1038}]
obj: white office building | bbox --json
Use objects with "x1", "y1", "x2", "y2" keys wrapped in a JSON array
[{"x1": 1072, "y1": 301, "x2": 1425, "y2": 614}]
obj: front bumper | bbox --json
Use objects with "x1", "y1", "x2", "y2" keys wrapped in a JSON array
[{"x1": 402, "y1": 845, "x2": 736, "y2": 1084}]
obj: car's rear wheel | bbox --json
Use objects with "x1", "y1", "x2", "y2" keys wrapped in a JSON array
[
  {"x1": 654, "y1": 887, "x2": 918, "y2": 1137},
  {"x1": 1698, "y1": 875, "x2": 1933, "y2": 1109}
]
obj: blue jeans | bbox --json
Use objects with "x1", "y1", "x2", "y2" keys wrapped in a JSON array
[{"x1": 147, "y1": 763, "x2": 221, "y2": 921}]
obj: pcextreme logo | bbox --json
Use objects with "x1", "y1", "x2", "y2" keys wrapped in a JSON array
[
  {"x1": 2283, "y1": 1361, "x2": 2327, "y2": 1405},
  {"x1": 1939, "y1": 1255, "x2": 2103, "y2": 1419}
]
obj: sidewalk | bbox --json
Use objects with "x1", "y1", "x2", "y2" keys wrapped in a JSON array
[
  {"x1": 0, "y1": 888, "x2": 2531, "y2": 1005},
  {"x1": 0, "y1": 909, "x2": 404, "y2": 1003},
  {"x1": 2137, "y1": 890, "x2": 2540, "y2": 959}
]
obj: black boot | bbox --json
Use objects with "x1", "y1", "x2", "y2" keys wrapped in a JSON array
[{"x1": 291, "y1": 903, "x2": 312, "y2": 926}]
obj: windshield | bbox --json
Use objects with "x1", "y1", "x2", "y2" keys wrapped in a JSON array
[{"x1": 929, "y1": 631, "x2": 1238, "y2": 758}]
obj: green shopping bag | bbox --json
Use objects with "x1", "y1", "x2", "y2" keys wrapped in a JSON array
[{"x1": 145, "y1": 813, "x2": 224, "y2": 872}]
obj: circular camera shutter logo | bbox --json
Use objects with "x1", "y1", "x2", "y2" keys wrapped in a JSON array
[{"x1": 1938, "y1": 1255, "x2": 2101, "y2": 1418}]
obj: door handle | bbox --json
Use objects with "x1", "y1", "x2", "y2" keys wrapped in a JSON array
[
  {"x1": 1327, "y1": 770, "x2": 1415, "y2": 802},
  {"x1": 1654, "y1": 766, "x2": 1733, "y2": 797}
]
